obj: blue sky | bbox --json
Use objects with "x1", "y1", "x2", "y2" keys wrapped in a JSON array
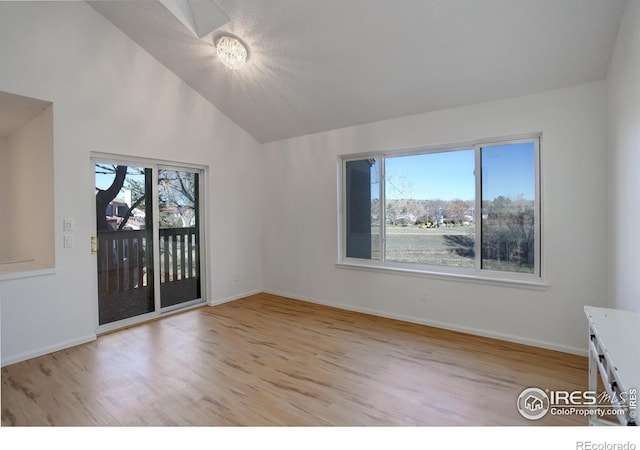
[
  {"x1": 385, "y1": 150, "x2": 475, "y2": 200},
  {"x1": 95, "y1": 172, "x2": 115, "y2": 191},
  {"x1": 384, "y1": 143, "x2": 535, "y2": 201},
  {"x1": 94, "y1": 165, "x2": 145, "y2": 191},
  {"x1": 481, "y1": 143, "x2": 535, "y2": 201}
]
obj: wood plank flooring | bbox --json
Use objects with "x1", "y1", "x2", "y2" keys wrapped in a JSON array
[{"x1": 1, "y1": 293, "x2": 588, "y2": 426}]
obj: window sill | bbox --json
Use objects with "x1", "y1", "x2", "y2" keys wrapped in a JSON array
[
  {"x1": 335, "y1": 260, "x2": 549, "y2": 290},
  {"x1": 0, "y1": 261, "x2": 56, "y2": 281}
]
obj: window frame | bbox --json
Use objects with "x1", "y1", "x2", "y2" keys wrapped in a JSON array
[{"x1": 337, "y1": 134, "x2": 544, "y2": 288}]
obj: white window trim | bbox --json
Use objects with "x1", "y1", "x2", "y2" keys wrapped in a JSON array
[{"x1": 337, "y1": 134, "x2": 545, "y2": 288}]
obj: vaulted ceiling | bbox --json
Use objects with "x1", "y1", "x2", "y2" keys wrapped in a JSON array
[{"x1": 88, "y1": 0, "x2": 627, "y2": 143}]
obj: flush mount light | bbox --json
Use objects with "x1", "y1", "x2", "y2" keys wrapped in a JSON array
[{"x1": 215, "y1": 35, "x2": 248, "y2": 69}]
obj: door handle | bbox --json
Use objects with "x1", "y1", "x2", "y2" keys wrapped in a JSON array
[{"x1": 91, "y1": 235, "x2": 98, "y2": 255}]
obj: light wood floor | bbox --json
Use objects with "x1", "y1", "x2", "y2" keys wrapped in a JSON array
[{"x1": 1, "y1": 293, "x2": 588, "y2": 426}]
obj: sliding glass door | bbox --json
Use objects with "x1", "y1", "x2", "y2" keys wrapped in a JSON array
[
  {"x1": 95, "y1": 164, "x2": 155, "y2": 325},
  {"x1": 158, "y1": 169, "x2": 201, "y2": 309},
  {"x1": 93, "y1": 159, "x2": 204, "y2": 329}
]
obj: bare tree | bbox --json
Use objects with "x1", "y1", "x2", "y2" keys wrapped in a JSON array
[
  {"x1": 482, "y1": 195, "x2": 535, "y2": 268},
  {"x1": 95, "y1": 165, "x2": 127, "y2": 231},
  {"x1": 444, "y1": 199, "x2": 470, "y2": 224},
  {"x1": 158, "y1": 170, "x2": 197, "y2": 228}
]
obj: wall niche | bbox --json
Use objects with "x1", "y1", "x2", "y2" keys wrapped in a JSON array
[{"x1": 0, "y1": 91, "x2": 54, "y2": 276}]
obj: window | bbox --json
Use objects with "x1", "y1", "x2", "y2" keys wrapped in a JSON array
[{"x1": 340, "y1": 136, "x2": 541, "y2": 281}]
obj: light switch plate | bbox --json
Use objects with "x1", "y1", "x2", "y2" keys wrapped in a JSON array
[{"x1": 63, "y1": 218, "x2": 73, "y2": 231}]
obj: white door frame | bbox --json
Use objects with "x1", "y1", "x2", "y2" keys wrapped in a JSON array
[{"x1": 90, "y1": 153, "x2": 208, "y2": 334}]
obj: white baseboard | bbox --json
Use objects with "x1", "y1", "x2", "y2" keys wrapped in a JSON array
[
  {"x1": 209, "y1": 289, "x2": 263, "y2": 306},
  {"x1": 263, "y1": 289, "x2": 587, "y2": 357},
  {"x1": 1, "y1": 334, "x2": 97, "y2": 368}
]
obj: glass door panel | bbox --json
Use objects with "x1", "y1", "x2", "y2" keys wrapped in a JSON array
[
  {"x1": 95, "y1": 164, "x2": 155, "y2": 325},
  {"x1": 158, "y1": 169, "x2": 201, "y2": 309}
]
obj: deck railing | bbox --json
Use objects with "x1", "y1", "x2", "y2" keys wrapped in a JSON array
[
  {"x1": 97, "y1": 227, "x2": 198, "y2": 295},
  {"x1": 159, "y1": 227, "x2": 199, "y2": 284}
]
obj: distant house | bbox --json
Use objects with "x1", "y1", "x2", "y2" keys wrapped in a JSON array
[{"x1": 105, "y1": 196, "x2": 145, "y2": 231}]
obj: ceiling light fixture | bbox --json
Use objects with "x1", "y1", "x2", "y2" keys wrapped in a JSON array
[{"x1": 215, "y1": 35, "x2": 248, "y2": 70}]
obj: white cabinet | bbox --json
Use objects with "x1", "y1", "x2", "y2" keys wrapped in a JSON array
[{"x1": 585, "y1": 306, "x2": 638, "y2": 426}]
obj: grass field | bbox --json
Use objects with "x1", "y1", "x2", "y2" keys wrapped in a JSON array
[
  {"x1": 372, "y1": 225, "x2": 475, "y2": 267},
  {"x1": 369, "y1": 224, "x2": 534, "y2": 273}
]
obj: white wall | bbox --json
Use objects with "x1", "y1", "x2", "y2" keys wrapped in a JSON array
[
  {"x1": 263, "y1": 81, "x2": 609, "y2": 355},
  {"x1": 0, "y1": 2, "x2": 264, "y2": 366},
  {"x1": 0, "y1": 105, "x2": 54, "y2": 269},
  {"x1": 607, "y1": 0, "x2": 640, "y2": 313},
  {"x1": 0, "y1": 137, "x2": 9, "y2": 260}
]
